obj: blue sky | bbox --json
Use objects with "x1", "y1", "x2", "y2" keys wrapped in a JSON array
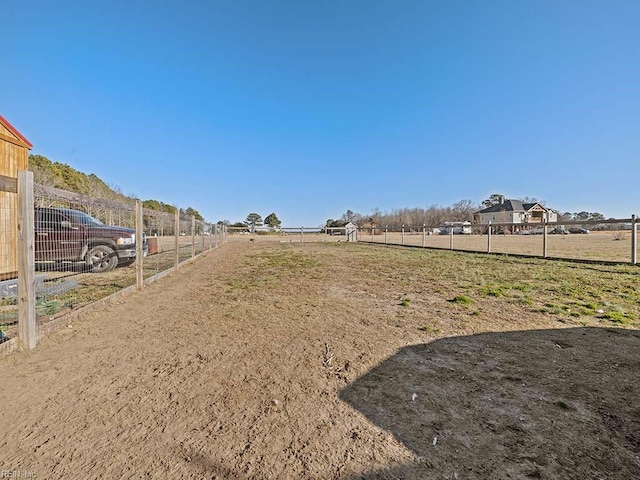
[{"x1": 2, "y1": 1, "x2": 639, "y2": 225}]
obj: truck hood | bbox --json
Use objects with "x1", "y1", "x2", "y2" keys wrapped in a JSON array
[{"x1": 89, "y1": 225, "x2": 136, "y2": 236}]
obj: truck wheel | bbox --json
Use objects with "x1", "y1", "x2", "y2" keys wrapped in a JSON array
[{"x1": 85, "y1": 245, "x2": 118, "y2": 273}]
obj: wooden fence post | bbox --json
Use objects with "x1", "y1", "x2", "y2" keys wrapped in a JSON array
[
  {"x1": 401, "y1": 225, "x2": 405, "y2": 245},
  {"x1": 174, "y1": 209, "x2": 179, "y2": 270},
  {"x1": 543, "y1": 219, "x2": 548, "y2": 258},
  {"x1": 135, "y1": 200, "x2": 143, "y2": 290},
  {"x1": 191, "y1": 216, "x2": 195, "y2": 259},
  {"x1": 371, "y1": 226, "x2": 374, "y2": 242},
  {"x1": 17, "y1": 170, "x2": 36, "y2": 350},
  {"x1": 422, "y1": 224, "x2": 426, "y2": 247},
  {"x1": 632, "y1": 214, "x2": 637, "y2": 265}
]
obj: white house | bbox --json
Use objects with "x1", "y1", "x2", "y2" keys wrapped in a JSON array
[{"x1": 473, "y1": 199, "x2": 558, "y2": 227}]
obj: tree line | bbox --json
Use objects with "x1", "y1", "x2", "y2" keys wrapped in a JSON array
[
  {"x1": 225, "y1": 212, "x2": 282, "y2": 232},
  {"x1": 325, "y1": 193, "x2": 611, "y2": 231},
  {"x1": 325, "y1": 200, "x2": 479, "y2": 231},
  {"x1": 29, "y1": 154, "x2": 204, "y2": 221}
]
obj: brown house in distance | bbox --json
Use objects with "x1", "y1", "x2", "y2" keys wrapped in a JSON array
[{"x1": 0, "y1": 115, "x2": 33, "y2": 280}]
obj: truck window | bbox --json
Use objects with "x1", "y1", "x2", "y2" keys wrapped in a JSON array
[{"x1": 37, "y1": 210, "x2": 67, "y2": 230}]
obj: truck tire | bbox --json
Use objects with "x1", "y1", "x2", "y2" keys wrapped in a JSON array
[{"x1": 85, "y1": 245, "x2": 118, "y2": 273}]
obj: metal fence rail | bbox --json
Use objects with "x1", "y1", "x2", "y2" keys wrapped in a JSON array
[{"x1": 224, "y1": 226, "x2": 356, "y2": 243}]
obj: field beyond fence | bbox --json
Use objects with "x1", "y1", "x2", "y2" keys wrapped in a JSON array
[
  {"x1": 356, "y1": 220, "x2": 638, "y2": 265},
  {"x1": 223, "y1": 220, "x2": 638, "y2": 265}
]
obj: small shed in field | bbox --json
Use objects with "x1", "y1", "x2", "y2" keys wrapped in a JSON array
[
  {"x1": 0, "y1": 115, "x2": 32, "y2": 280},
  {"x1": 344, "y1": 222, "x2": 358, "y2": 242}
]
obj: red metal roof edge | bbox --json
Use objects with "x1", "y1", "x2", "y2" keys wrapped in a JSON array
[{"x1": 0, "y1": 114, "x2": 33, "y2": 149}]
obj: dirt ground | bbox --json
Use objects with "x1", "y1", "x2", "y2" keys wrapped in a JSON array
[{"x1": 1, "y1": 241, "x2": 639, "y2": 479}]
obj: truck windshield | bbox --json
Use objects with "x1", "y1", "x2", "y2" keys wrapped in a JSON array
[{"x1": 68, "y1": 210, "x2": 105, "y2": 227}]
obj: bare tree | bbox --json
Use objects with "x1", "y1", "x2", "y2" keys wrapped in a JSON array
[
  {"x1": 450, "y1": 199, "x2": 477, "y2": 221},
  {"x1": 519, "y1": 196, "x2": 545, "y2": 205}
]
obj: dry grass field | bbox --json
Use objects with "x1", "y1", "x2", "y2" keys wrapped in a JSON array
[
  {"x1": 1, "y1": 241, "x2": 639, "y2": 479},
  {"x1": 224, "y1": 229, "x2": 638, "y2": 263},
  {"x1": 1, "y1": 231, "x2": 635, "y2": 341},
  {"x1": 368, "y1": 230, "x2": 637, "y2": 263}
]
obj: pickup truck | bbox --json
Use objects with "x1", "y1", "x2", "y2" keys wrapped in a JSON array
[{"x1": 35, "y1": 207, "x2": 147, "y2": 272}]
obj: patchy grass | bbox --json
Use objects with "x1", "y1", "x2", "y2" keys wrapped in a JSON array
[
  {"x1": 600, "y1": 310, "x2": 635, "y2": 325},
  {"x1": 335, "y1": 244, "x2": 640, "y2": 328},
  {"x1": 230, "y1": 241, "x2": 639, "y2": 333},
  {"x1": 39, "y1": 241, "x2": 639, "y2": 335},
  {"x1": 450, "y1": 295, "x2": 474, "y2": 306},
  {"x1": 478, "y1": 284, "x2": 507, "y2": 297},
  {"x1": 279, "y1": 243, "x2": 640, "y2": 328},
  {"x1": 419, "y1": 324, "x2": 441, "y2": 334},
  {"x1": 36, "y1": 299, "x2": 65, "y2": 317}
]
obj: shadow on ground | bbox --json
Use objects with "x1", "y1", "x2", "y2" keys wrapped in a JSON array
[{"x1": 339, "y1": 327, "x2": 640, "y2": 479}]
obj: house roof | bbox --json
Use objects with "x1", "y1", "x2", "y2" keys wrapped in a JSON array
[
  {"x1": 0, "y1": 115, "x2": 33, "y2": 149},
  {"x1": 475, "y1": 199, "x2": 547, "y2": 214}
]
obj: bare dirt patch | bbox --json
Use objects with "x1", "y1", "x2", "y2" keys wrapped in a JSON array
[{"x1": 1, "y1": 241, "x2": 638, "y2": 479}]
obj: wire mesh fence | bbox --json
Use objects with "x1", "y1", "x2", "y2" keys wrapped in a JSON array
[
  {"x1": 224, "y1": 226, "x2": 354, "y2": 243},
  {"x1": 0, "y1": 189, "x2": 18, "y2": 344},
  {"x1": 220, "y1": 220, "x2": 638, "y2": 264},
  {"x1": 0, "y1": 192, "x2": 18, "y2": 282},
  {"x1": 359, "y1": 218, "x2": 639, "y2": 264},
  {"x1": 1, "y1": 178, "x2": 225, "y2": 352}
]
